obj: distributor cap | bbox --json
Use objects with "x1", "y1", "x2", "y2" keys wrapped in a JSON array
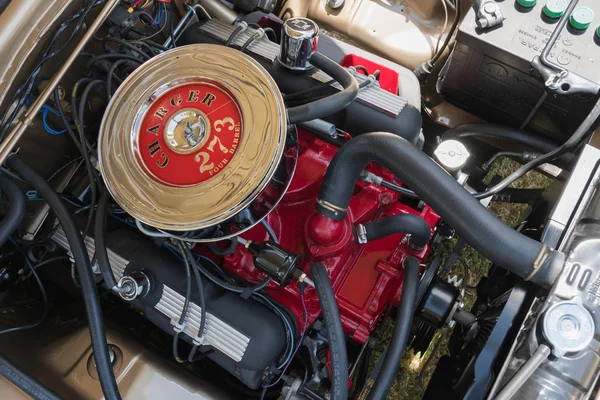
[{"x1": 99, "y1": 44, "x2": 287, "y2": 232}]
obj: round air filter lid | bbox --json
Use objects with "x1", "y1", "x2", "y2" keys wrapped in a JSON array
[{"x1": 99, "y1": 44, "x2": 287, "y2": 231}]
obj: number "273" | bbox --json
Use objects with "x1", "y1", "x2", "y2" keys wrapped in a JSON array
[{"x1": 194, "y1": 117, "x2": 234, "y2": 173}]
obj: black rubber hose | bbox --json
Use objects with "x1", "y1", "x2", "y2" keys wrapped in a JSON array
[
  {"x1": 315, "y1": 132, "x2": 560, "y2": 287},
  {"x1": 287, "y1": 52, "x2": 359, "y2": 125},
  {"x1": 209, "y1": 237, "x2": 238, "y2": 256},
  {"x1": 473, "y1": 97, "x2": 600, "y2": 200},
  {"x1": 0, "y1": 176, "x2": 26, "y2": 248},
  {"x1": 492, "y1": 188, "x2": 545, "y2": 205},
  {"x1": 0, "y1": 353, "x2": 61, "y2": 400},
  {"x1": 361, "y1": 214, "x2": 430, "y2": 248},
  {"x1": 6, "y1": 155, "x2": 121, "y2": 400},
  {"x1": 367, "y1": 256, "x2": 420, "y2": 400},
  {"x1": 443, "y1": 123, "x2": 558, "y2": 153},
  {"x1": 311, "y1": 263, "x2": 348, "y2": 400},
  {"x1": 95, "y1": 190, "x2": 127, "y2": 293},
  {"x1": 380, "y1": 179, "x2": 419, "y2": 199}
]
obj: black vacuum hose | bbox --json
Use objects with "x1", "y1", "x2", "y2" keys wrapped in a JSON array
[
  {"x1": 315, "y1": 132, "x2": 562, "y2": 287},
  {"x1": 6, "y1": 155, "x2": 121, "y2": 400},
  {"x1": 0, "y1": 176, "x2": 26, "y2": 248},
  {"x1": 311, "y1": 262, "x2": 348, "y2": 400},
  {"x1": 368, "y1": 256, "x2": 420, "y2": 400},
  {"x1": 443, "y1": 123, "x2": 558, "y2": 153},
  {"x1": 95, "y1": 190, "x2": 127, "y2": 293},
  {"x1": 287, "y1": 52, "x2": 359, "y2": 125},
  {"x1": 361, "y1": 214, "x2": 430, "y2": 248},
  {"x1": 0, "y1": 353, "x2": 61, "y2": 400}
]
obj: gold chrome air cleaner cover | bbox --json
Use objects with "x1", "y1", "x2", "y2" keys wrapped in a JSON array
[{"x1": 99, "y1": 44, "x2": 290, "y2": 234}]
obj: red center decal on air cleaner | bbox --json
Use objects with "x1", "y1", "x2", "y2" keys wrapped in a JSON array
[{"x1": 138, "y1": 82, "x2": 242, "y2": 187}]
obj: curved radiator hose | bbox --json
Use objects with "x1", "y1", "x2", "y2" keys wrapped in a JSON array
[
  {"x1": 442, "y1": 123, "x2": 574, "y2": 169},
  {"x1": 315, "y1": 132, "x2": 563, "y2": 288},
  {"x1": 0, "y1": 176, "x2": 26, "y2": 247},
  {"x1": 287, "y1": 52, "x2": 359, "y2": 125},
  {"x1": 443, "y1": 123, "x2": 558, "y2": 153},
  {"x1": 311, "y1": 263, "x2": 348, "y2": 400},
  {"x1": 6, "y1": 155, "x2": 122, "y2": 400},
  {"x1": 368, "y1": 256, "x2": 420, "y2": 400}
]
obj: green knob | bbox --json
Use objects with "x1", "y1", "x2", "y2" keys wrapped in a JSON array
[
  {"x1": 517, "y1": 0, "x2": 536, "y2": 8},
  {"x1": 543, "y1": 0, "x2": 567, "y2": 19},
  {"x1": 570, "y1": 6, "x2": 595, "y2": 30},
  {"x1": 596, "y1": 25, "x2": 600, "y2": 39}
]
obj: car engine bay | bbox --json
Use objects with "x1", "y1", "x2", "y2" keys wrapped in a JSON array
[{"x1": 0, "y1": 0, "x2": 599, "y2": 399}]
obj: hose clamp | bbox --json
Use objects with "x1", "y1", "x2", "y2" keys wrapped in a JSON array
[
  {"x1": 316, "y1": 199, "x2": 347, "y2": 217},
  {"x1": 356, "y1": 224, "x2": 368, "y2": 244},
  {"x1": 406, "y1": 234, "x2": 425, "y2": 252},
  {"x1": 524, "y1": 244, "x2": 552, "y2": 281}
]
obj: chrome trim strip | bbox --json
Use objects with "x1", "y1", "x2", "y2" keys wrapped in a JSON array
[
  {"x1": 310, "y1": 69, "x2": 408, "y2": 116},
  {"x1": 52, "y1": 227, "x2": 128, "y2": 280},
  {"x1": 155, "y1": 285, "x2": 250, "y2": 362}
]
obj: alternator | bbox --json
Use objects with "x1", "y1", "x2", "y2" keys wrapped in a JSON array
[{"x1": 99, "y1": 44, "x2": 293, "y2": 238}]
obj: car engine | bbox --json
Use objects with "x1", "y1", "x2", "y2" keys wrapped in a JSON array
[{"x1": 0, "y1": 0, "x2": 599, "y2": 399}]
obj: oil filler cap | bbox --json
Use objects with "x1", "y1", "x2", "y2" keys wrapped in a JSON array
[
  {"x1": 543, "y1": 0, "x2": 567, "y2": 19},
  {"x1": 279, "y1": 18, "x2": 319, "y2": 70},
  {"x1": 570, "y1": 6, "x2": 595, "y2": 30}
]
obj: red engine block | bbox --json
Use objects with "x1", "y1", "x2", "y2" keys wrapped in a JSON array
[{"x1": 218, "y1": 130, "x2": 440, "y2": 344}]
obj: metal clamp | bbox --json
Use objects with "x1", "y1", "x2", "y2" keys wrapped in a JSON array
[
  {"x1": 476, "y1": 0, "x2": 505, "y2": 29},
  {"x1": 360, "y1": 170, "x2": 383, "y2": 185},
  {"x1": 524, "y1": 244, "x2": 551, "y2": 281},
  {"x1": 545, "y1": 70, "x2": 569, "y2": 91},
  {"x1": 356, "y1": 224, "x2": 368, "y2": 244},
  {"x1": 316, "y1": 199, "x2": 347, "y2": 217}
]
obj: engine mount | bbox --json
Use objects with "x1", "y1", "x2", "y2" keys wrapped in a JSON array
[{"x1": 99, "y1": 44, "x2": 294, "y2": 237}]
